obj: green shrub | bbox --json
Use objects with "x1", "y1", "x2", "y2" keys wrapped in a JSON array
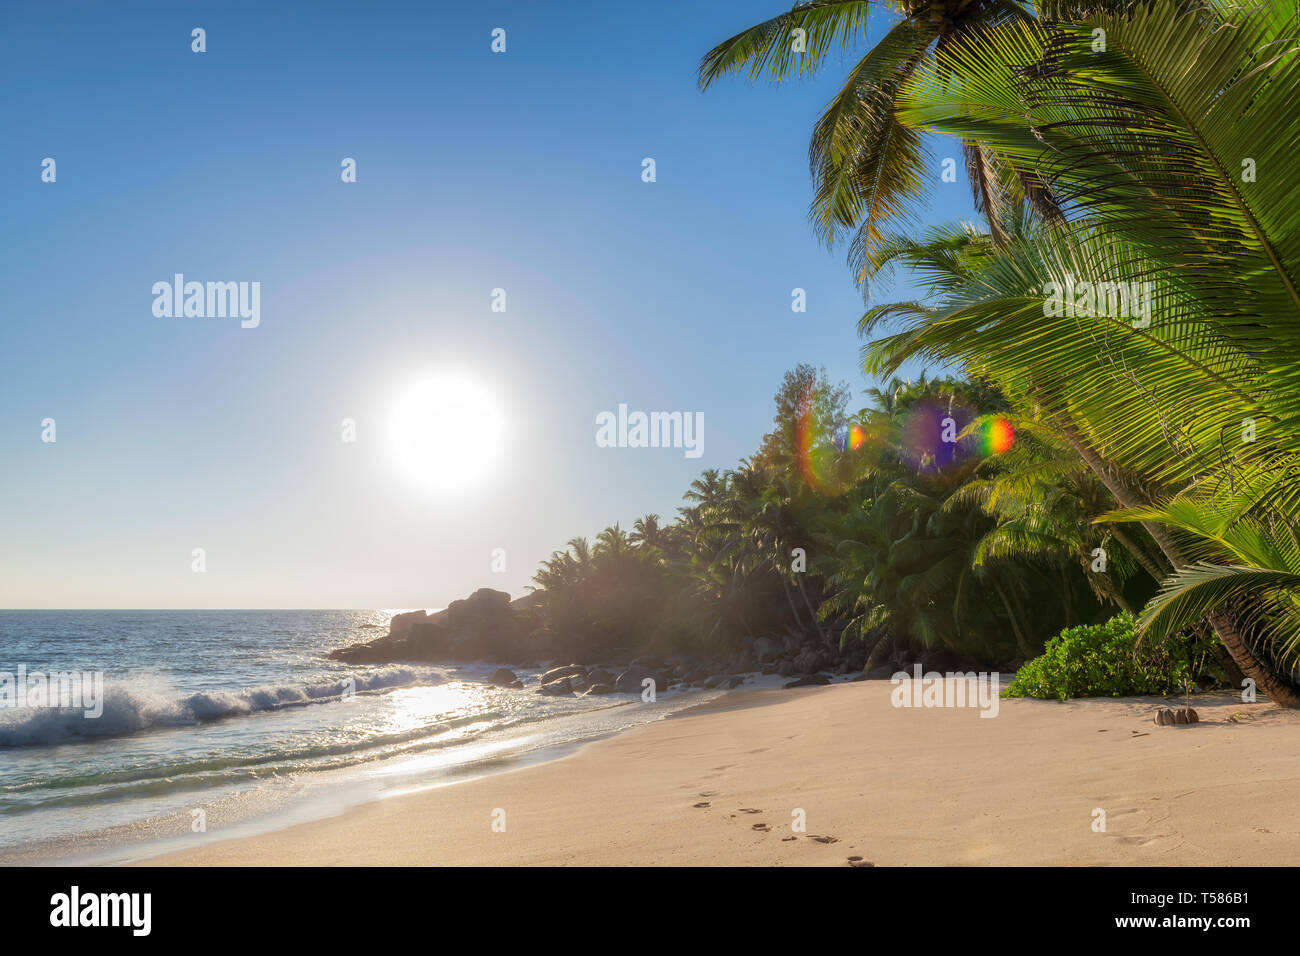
[{"x1": 1002, "y1": 613, "x2": 1202, "y2": 701}]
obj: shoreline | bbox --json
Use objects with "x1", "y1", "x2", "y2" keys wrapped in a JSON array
[
  {"x1": 134, "y1": 680, "x2": 1300, "y2": 867},
  {"x1": 0, "y1": 677, "x2": 781, "y2": 867}
]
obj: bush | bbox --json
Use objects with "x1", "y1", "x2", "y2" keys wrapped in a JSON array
[{"x1": 1002, "y1": 613, "x2": 1203, "y2": 701}]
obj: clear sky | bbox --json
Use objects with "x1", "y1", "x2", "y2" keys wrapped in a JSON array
[{"x1": 0, "y1": 0, "x2": 973, "y2": 609}]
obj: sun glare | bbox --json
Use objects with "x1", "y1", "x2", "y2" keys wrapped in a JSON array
[{"x1": 389, "y1": 375, "x2": 504, "y2": 493}]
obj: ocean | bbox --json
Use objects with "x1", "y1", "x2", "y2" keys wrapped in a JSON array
[{"x1": 0, "y1": 610, "x2": 728, "y2": 864}]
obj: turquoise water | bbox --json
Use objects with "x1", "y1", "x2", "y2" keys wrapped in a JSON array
[{"x1": 0, "y1": 610, "x2": 714, "y2": 861}]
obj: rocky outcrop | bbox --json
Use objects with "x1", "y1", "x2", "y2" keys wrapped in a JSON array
[{"x1": 330, "y1": 589, "x2": 540, "y2": 664}]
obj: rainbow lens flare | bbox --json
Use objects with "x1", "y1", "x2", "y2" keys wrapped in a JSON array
[{"x1": 980, "y1": 417, "x2": 1015, "y2": 456}]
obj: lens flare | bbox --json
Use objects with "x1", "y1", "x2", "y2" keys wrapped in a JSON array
[
  {"x1": 981, "y1": 417, "x2": 1015, "y2": 456},
  {"x1": 796, "y1": 390, "x2": 861, "y2": 496}
]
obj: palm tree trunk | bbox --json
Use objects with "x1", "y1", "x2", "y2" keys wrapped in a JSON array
[
  {"x1": 1106, "y1": 522, "x2": 1169, "y2": 581},
  {"x1": 1207, "y1": 606, "x2": 1300, "y2": 707},
  {"x1": 992, "y1": 579, "x2": 1033, "y2": 659},
  {"x1": 794, "y1": 574, "x2": 827, "y2": 645},
  {"x1": 861, "y1": 628, "x2": 892, "y2": 675},
  {"x1": 1049, "y1": 408, "x2": 1300, "y2": 707},
  {"x1": 1058, "y1": 564, "x2": 1074, "y2": 626},
  {"x1": 779, "y1": 575, "x2": 806, "y2": 634}
]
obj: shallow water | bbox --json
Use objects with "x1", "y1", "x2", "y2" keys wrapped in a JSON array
[{"x1": 0, "y1": 610, "x2": 722, "y2": 862}]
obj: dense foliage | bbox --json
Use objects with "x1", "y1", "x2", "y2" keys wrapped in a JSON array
[
  {"x1": 1002, "y1": 614, "x2": 1208, "y2": 701},
  {"x1": 531, "y1": 365, "x2": 1153, "y2": 670},
  {"x1": 686, "y1": 0, "x2": 1300, "y2": 704},
  {"x1": 530, "y1": 0, "x2": 1300, "y2": 702}
]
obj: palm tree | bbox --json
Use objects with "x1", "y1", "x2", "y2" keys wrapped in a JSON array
[
  {"x1": 699, "y1": 0, "x2": 1049, "y2": 281},
  {"x1": 630, "y1": 514, "x2": 665, "y2": 550},
  {"x1": 857, "y1": 0, "x2": 1300, "y2": 702}
]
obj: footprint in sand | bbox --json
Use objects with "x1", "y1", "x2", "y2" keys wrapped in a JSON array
[
  {"x1": 698, "y1": 790, "x2": 718, "y2": 797},
  {"x1": 847, "y1": 857, "x2": 874, "y2": 867},
  {"x1": 752, "y1": 823, "x2": 770, "y2": 832},
  {"x1": 739, "y1": 808, "x2": 763, "y2": 814},
  {"x1": 782, "y1": 836, "x2": 797, "y2": 842},
  {"x1": 810, "y1": 835, "x2": 840, "y2": 844},
  {"x1": 693, "y1": 802, "x2": 711, "y2": 808}
]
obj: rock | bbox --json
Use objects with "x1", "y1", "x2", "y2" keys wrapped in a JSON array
[
  {"x1": 583, "y1": 682, "x2": 616, "y2": 695},
  {"x1": 537, "y1": 678, "x2": 573, "y2": 695},
  {"x1": 388, "y1": 609, "x2": 430, "y2": 637},
  {"x1": 867, "y1": 665, "x2": 895, "y2": 680},
  {"x1": 487, "y1": 667, "x2": 518, "y2": 687},
  {"x1": 539, "y1": 664, "x2": 587, "y2": 684},
  {"x1": 720, "y1": 676, "x2": 744, "y2": 690},
  {"x1": 777, "y1": 661, "x2": 795, "y2": 677},
  {"x1": 682, "y1": 668, "x2": 708, "y2": 684},
  {"x1": 753, "y1": 636, "x2": 784, "y2": 661},
  {"x1": 330, "y1": 588, "x2": 533, "y2": 664},
  {"x1": 614, "y1": 666, "x2": 668, "y2": 695},
  {"x1": 783, "y1": 674, "x2": 831, "y2": 689},
  {"x1": 792, "y1": 648, "x2": 826, "y2": 675},
  {"x1": 586, "y1": 667, "x2": 614, "y2": 685}
]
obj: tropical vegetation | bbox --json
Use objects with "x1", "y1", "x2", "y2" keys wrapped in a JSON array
[{"x1": 527, "y1": 0, "x2": 1300, "y2": 704}]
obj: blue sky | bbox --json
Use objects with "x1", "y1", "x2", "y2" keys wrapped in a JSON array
[{"x1": 0, "y1": 1, "x2": 974, "y2": 608}]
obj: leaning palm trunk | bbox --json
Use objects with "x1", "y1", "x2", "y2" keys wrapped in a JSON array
[
  {"x1": 794, "y1": 574, "x2": 828, "y2": 645},
  {"x1": 1053, "y1": 413, "x2": 1300, "y2": 707},
  {"x1": 779, "y1": 574, "x2": 807, "y2": 635}
]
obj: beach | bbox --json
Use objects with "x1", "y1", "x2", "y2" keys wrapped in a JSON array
[{"x1": 139, "y1": 680, "x2": 1300, "y2": 866}]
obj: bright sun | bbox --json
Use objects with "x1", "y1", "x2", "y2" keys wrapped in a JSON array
[{"x1": 390, "y1": 375, "x2": 505, "y2": 493}]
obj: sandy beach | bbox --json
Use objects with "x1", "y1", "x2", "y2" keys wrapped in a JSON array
[{"x1": 139, "y1": 680, "x2": 1300, "y2": 866}]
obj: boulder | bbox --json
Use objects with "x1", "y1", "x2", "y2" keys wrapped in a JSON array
[
  {"x1": 330, "y1": 588, "x2": 536, "y2": 664},
  {"x1": 389, "y1": 610, "x2": 430, "y2": 637},
  {"x1": 540, "y1": 664, "x2": 587, "y2": 684},
  {"x1": 615, "y1": 667, "x2": 668, "y2": 695},
  {"x1": 720, "y1": 676, "x2": 745, "y2": 690},
  {"x1": 792, "y1": 647, "x2": 826, "y2": 675},
  {"x1": 753, "y1": 636, "x2": 784, "y2": 661},
  {"x1": 487, "y1": 667, "x2": 518, "y2": 687},
  {"x1": 537, "y1": 678, "x2": 573, "y2": 696},
  {"x1": 584, "y1": 682, "x2": 616, "y2": 695}
]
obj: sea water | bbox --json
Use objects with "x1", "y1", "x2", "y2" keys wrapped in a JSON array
[{"x1": 0, "y1": 610, "x2": 723, "y2": 863}]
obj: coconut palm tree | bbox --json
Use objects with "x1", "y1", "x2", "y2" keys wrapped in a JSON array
[
  {"x1": 857, "y1": 0, "x2": 1300, "y2": 702},
  {"x1": 699, "y1": 0, "x2": 1052, "y2": 280}
]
